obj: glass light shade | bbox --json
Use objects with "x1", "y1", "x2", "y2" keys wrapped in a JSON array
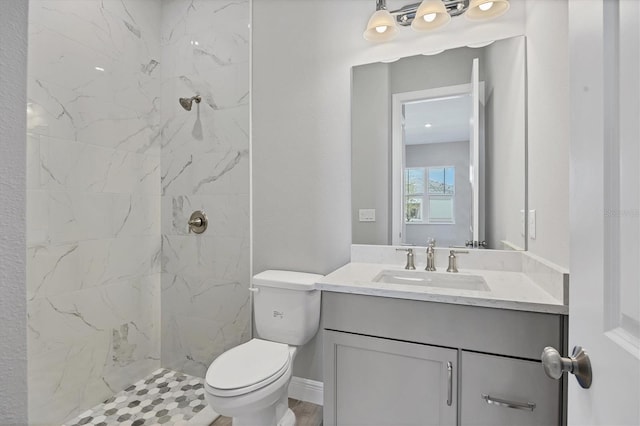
[
  {"x1": 465, "y1": 0, "x2": 510, "y2": 21},
  {"x1": 411, "y1": 0, "x2": 451, "y2": 32},
  {"x1": 363, "y1": 9, "x2": 399, "y2": 42}
]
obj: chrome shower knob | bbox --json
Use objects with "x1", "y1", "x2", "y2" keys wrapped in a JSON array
[{"x1": 188, "y1": 210, "x2": 208, "y2": 234}]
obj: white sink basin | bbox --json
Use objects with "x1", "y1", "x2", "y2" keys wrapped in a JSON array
[{"x1": 373, "y1": 270, "x2": 490, "y2": 292}]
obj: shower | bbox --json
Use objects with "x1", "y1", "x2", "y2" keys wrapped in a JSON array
[{"x1": 179, "y1": 95, "x2": 201, "y2": 111}]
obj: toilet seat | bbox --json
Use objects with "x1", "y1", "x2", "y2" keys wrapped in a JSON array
[{"x1": 206, "y1": 339, "x2": 291, "y2": 397}]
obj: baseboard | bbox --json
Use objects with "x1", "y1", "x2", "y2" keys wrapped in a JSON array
[{"x1": 288, "y1": 376, "x2": 323, "y2": 406}]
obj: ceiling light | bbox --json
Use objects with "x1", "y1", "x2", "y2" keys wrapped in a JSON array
[
  {"x1": 466, "y1": 0, "x2": 510, "y2": 20},
  {"x1": 363, "y1": 0, "x2": 399, "y2": 42},
  {"x1": 425, "y1": 123, "x2": 433, "y2": 128},
  {"x1": 411, "y1": 0, "x2": 451, "y2": 32}
]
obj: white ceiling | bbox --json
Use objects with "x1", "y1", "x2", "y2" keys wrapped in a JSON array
[{"x1": 404, "y1": 94, "x2": 471, "y2": 145}]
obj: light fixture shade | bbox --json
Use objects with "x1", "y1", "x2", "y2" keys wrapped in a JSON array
[
  {"x1": 363, "y1": 9, "x2": 399, "y2": 42},
  {"x1": 411, "y1": 0, "x2": 451, "y2": 31},
  {"x1": 465, "y1": 0, "x2": 510, "y2": 21}
]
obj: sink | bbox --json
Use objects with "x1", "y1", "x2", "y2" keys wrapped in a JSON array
[{"x1": 373, "y1": 270, "x2": 490, "y2": 291}]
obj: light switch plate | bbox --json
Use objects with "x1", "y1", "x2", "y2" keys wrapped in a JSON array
[
  {"x1": 529, "y1": 209, "x2": 536, "y2": 239},
  {"x1": 359, "y1": 209, "x2": 376, "y2": 222}
]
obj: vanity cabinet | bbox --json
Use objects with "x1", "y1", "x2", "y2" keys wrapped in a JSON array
[
  {"x1": 324, "y1": 330, "x2": 457, "y2": 426},
  {"x1": 322, "y1": 292, "x2": 567, "y2": 426}
]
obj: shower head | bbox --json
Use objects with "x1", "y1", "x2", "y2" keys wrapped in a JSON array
[{"x1": 179, "y1": 95, "x2": 201, "y2": 111}]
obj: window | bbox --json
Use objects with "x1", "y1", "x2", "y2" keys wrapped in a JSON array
[{"x1": 405, "y1": 166, "x2": 455, "y2": 224}]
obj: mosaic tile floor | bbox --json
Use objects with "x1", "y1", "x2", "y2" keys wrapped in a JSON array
[{"x1": 63, "y1": 368, "x2": 210, "y2": 426}]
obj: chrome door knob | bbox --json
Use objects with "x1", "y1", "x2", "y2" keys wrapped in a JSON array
[{"x1": 541, "y1": 346, "x2": 592, "y2": 389}]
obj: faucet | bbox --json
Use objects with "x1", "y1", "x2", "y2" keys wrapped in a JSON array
[
  {"x1": 425, "y1": 239, "x2": 436, "y2": 271},
  {"x1": 396, "y1": 248, "x2": 416, "y2": 270},
  {"x1": 447, "y1": 250, "x2": 469, "y2": 273}
]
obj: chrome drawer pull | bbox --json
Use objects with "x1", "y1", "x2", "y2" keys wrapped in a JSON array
[
  {"x1": 481, "y1": 394, "x2": 536, "y2": 411},
  {"x1": 447, "y1": 362, "x2": 453, "y2": 406}
]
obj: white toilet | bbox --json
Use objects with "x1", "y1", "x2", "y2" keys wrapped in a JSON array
[{"x1": 204, "y1": 270, "x2": 323, "y2": 426}]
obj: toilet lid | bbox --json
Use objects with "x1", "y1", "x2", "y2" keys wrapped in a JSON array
[{"x1": 206, "y1": 339, "x2": 290, "y2": 393}]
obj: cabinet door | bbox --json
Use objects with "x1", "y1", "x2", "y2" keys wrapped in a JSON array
[
  {"x1": 323, "y1": 330, "x2": 457, "y2": 426},
  {"x1": 460, "y1": 351, "x2": 561, "y2": 426}
]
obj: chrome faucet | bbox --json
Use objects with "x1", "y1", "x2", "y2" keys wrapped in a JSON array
[
  {"x1": 447, "y1": 250, "x2": 469, "y2": 273},
  {"x1": 425, "y1": 239, "x2": 436, "y2": 271},
  {"x1": 396, "y1": 248, "x2": 416, "y2": 270}
]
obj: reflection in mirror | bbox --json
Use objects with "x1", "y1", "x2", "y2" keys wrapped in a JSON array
[{"x1": 352, "y1": 36, "x2": 526, "y2": 250}]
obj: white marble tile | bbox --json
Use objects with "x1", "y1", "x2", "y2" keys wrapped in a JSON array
[
  {"x1": 161, "y1": 193, "x2": 249, "y2": 237},
  {"x1": 27, "y1": 242, "x2": 81, "y2": 301},
  {"x1": 26, "y1": 189, "x2": 49, "y2": 245},
  {"x1": 79, "y1": 236, "x2": 160, "y2": 288},
  {"x1": 161, "y1": 309, "x2": 251, "y2": 378},
  {"x1": 27, "y1": 0, "x2": 162, "y2": 153},
  {"x1": 47, "y1": 191, "x2": 115, "y2": 243},
  {"x1": 39, "y1": 136, "x2": 161, "y2": 195},
  {"x1": 162, "y1": 234, "x2": 249, "y2": 281},
  {"x1": 112, "y1": 194, "x2": 161, "y2": 237}
]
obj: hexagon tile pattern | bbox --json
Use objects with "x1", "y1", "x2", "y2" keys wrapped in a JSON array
[{"x1": 63, "y1": 368, "x2": 209, "y2": 426}]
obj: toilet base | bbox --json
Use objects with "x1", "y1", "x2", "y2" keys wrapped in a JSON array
[{"x1": 277, "y1": 408, "x2": 296, "y2": 426}]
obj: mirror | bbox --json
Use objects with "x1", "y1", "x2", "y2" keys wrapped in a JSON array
[{"x1": 351, "y1": 36, "x2": 526, "y2": 250}]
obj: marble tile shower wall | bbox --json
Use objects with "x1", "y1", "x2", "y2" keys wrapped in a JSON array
[
  {"x1": 26, "y1": 1, "x2": 162, "y2": 424},
  {"x1": 159, "y1": 0, "x2": 251, "y2": 377}
]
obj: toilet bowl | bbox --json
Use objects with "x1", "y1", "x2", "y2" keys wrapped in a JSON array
[
  {"x1": 205, "y1": 339, "x2": 297, "y2": 426},
  {"x1": 204, "y1": 270, "x2": 323, "y2": 426}
]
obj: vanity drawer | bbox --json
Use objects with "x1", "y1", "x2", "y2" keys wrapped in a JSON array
[{"x1": 460, "y1": 351, "x2": 561, "y2": 426}]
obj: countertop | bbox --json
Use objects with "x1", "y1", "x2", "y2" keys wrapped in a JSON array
[{"x1": 316, "y1": 262, "x2": 568, "y2": 315}]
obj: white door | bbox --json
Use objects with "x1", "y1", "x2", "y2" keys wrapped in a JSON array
[{"x1": 569, "y1": 0, "x2": 640, "y2": 424}]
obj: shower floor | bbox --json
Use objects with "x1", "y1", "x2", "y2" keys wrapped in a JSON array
[{"x1": 62, "y1": 368, "x2": 216, "y2": 426}]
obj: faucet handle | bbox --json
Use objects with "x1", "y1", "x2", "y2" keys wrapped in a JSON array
[
  {"x1": 447, "y1": 250, "x2": 469, "y2": 273},
  {"x1": 426, "y1": 238, "x2": 436, "y2": 248},
  {"x1": 396, "y1": 248, "x2": 416, "y2": 270}
]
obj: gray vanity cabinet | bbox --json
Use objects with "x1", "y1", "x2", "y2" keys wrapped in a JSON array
[
  {"x1": 324, "y1": 330, "x2": 457, "y2": 426},
  {"x1": 322, "y1": 292, "x2": 566, "y2": 426}
]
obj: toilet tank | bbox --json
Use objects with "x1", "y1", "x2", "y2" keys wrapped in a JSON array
[{"x1": 252, "y1": 270, "x2": 323, "y2": 346}]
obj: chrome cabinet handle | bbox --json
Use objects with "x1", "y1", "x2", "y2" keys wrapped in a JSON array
[
  {"x1": 447, "y1": 361, "x2": 453, "y2": 406},
  {"x1": 481, "y1": 394, "x2": 536, "y2": 412}
]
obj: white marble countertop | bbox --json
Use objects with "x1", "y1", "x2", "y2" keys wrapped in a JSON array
[{"x1": 316, "y1": 262, "x2": 568, "y2": 315}]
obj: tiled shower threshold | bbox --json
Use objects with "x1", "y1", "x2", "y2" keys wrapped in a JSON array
[{"x1": 62, "y1": 368, "x2": 219, "y2": 426}]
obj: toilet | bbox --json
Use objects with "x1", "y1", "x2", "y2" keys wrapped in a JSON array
[{"x1": 204, "y1": 270, "x2": 323, "y2": 426}]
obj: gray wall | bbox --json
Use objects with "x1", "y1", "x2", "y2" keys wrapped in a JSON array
[
  {"x1": 0, "y1": 0, "x2": 28, "y2": 423},
  {"x1": 252, "y1": 0, "x2": 526, "y2": 383},
  {"x1": 525, "y1": 0, "x2": 570, "y2": 268},
  {"x1": 405, "y1": 141, "x2": 471, "y2": 247},
  {"x1": 484, "y1": 37, "x2": 527, "y2": 250},
  {"x1": 351, "y1": 63, "x2": 391, "y2": 245}
]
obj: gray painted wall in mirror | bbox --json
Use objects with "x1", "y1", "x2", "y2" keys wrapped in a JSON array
[{"x1": 351, "y1": 40, "x2": 526, "y2": 249}]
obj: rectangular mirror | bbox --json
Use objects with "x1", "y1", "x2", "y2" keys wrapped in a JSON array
[{"x1": 351, "y1": 36, "x2": 526, "y2": 250}]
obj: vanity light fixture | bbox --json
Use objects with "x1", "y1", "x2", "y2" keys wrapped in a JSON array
[
  {"x1": 364, "y1": 0, "x2": 510, "y2": 42},
  {"x1": 411, "y1": 0, "x2": 451, "y2": 32},
  {"x1": 363, "y1": 0, "x2": 399, "y2": 42},
  {"x1": 465, "y1": 0, "x2": 510, "y2": 20}
]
